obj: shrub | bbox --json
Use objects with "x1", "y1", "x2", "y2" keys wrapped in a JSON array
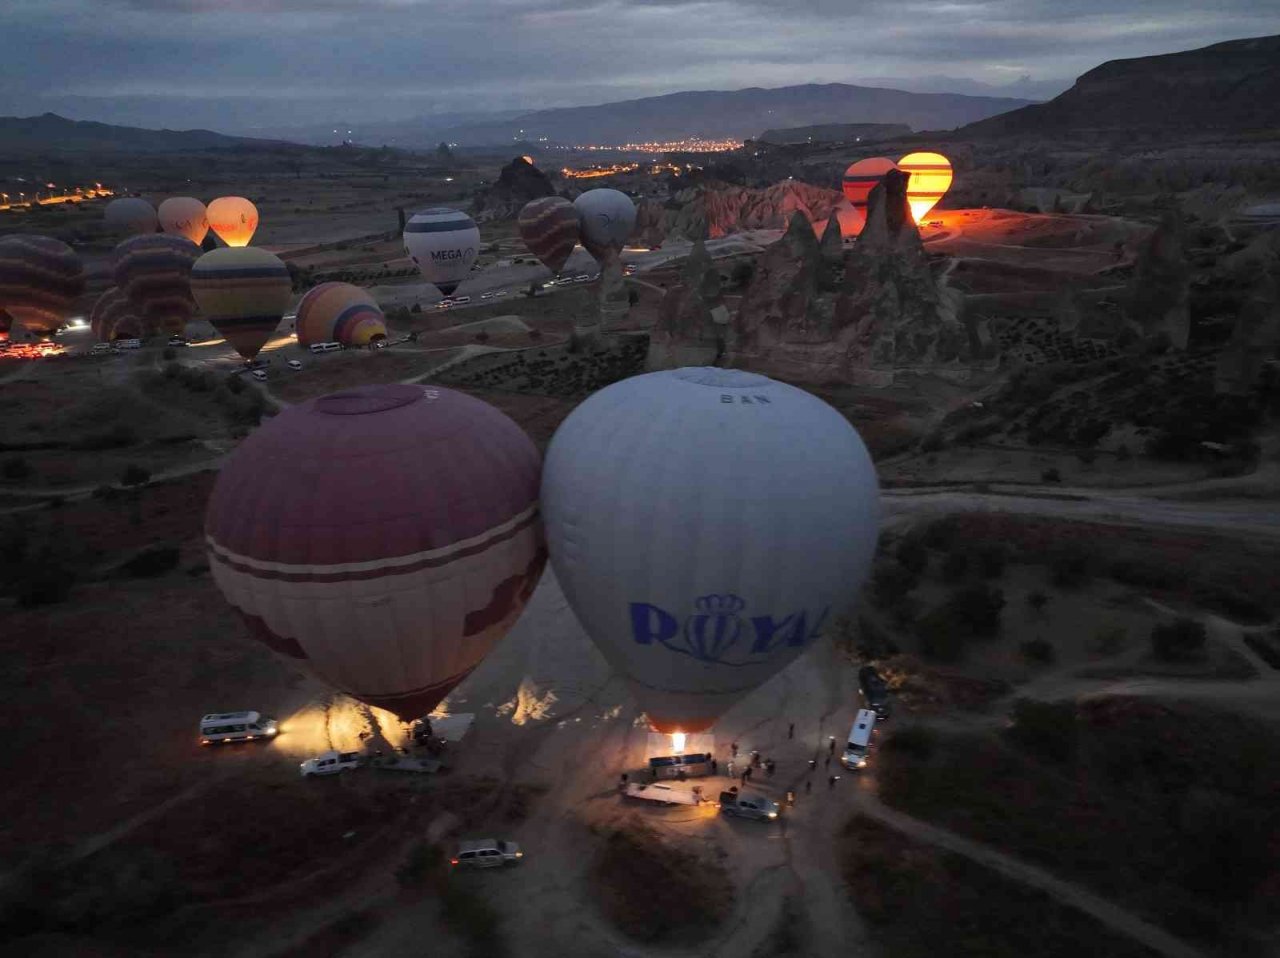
[
  {"x1": 855, "y1": 615, "x2": 898, "y2": 660},
  {"x1": 1049, "y1": 544, "x2": 1091, "y2": 588},
  {"x1": 941, "y1": 550, "x2": 969, "y2": 582},
  {"x1": 976, "y1": 543, "x2": 1008, "y2": 579},
  {"x1": 895, "y1": 537, "x2": 929, "y2": 576},
  {"x1": 120, "y1": 545, "x2": 180, "y2": 578},
  {"x1": 474, "y1": 331, "x2": 490, "y2": 343},
  {"x1": 441, "y1": 882, "x2": 507, "y2": 958},
  {"x1": 948, "y1": 584, "x2": 1005, "y2": 636},
  {"x1": 730, "y1": 261, "x2": 755, "y2": 288},
  {"x1": 2, "y1": 458, "x2": 31, "y2": 480},
  {"x1": 1116, "y1": 444, "x2": 1132, "y2": 461},
  {"x1": 920, "y1": 433, "x2": 945, "y2": 453},
  {"x1": 1151, "y1": 617, "x2": 1208, "y2": 661},
  {"x1": 627, "y1": 288, "x2": 640, "y2": 306},
  {"x1": 1092, "y1": 625, "x2": 1126, "y2": 655},
  {"x1": 921, "y1": 517, "x2": 960, "y2": 551},
  {"x1": 1005, "y1": 699, "x2": 1076, "y2": 763},
  {"x1": 871, "y1": 560, "x2": 918, "y2": 609},
  {"x1": 410, "y1": 302, "x2": 421, "y2": 313},
  {"x1": 395, "y1": 841, "x2": 443, "y2": 889},
  {"x1": 1041, "y1": 467, "x2": 1062, "y2": 483},
  {"x1": 120, "y1": 464, "x2": 151, "y2": 487},
  {"x1": 161, "y1": 347, "x2": 176, "y2": 360},
  {"x1": 915, "y1": 607, "x2": 968, "y2": 662},
  {"x1": 1020, "y1": 637, "x2": 1055, "y2": 664},
  {"x1": 882, "y1": 725, "x2": 936, "y2": 760}
]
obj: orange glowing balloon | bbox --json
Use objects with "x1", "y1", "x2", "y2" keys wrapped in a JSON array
[
  {"x1": 897, "y1": 152, "x2": 953, "y2": 223},
  {"x1": 207, "y1": 196, "x2": 259, "y2": 247}
]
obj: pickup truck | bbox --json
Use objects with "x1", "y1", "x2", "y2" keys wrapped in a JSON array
[
  {"x1": 299, "y1": 750, "x2": 364, "y2": 777},
  {"x1": 718, "y1": 789, "x2": 781, "y2": 821},
  {"x1": 622, "y1": 782, "x2": 708, "y2": 806}
]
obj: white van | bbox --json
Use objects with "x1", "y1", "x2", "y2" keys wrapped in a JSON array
[
  {"x1": 841, "y1": 708, "x2": 878, "y2": 770},
  {"x1": 453, "y1": 295, "x2": 471, "y2": 305},
  {"x1": 251, "y1": 369, "x2": 267, "y2": 381},
  {"x1": 200, "y1": 711, "x2": 278, "y2": 745},
  {"x1": 309, "y1": 341, "x2": 342, "y2": 353},
  {"x1": 115, "y1": 338, "x2": 142, "y2": 350},
  {"x1": 90, "y1": 343, "x2": 112, "y2": 355}
]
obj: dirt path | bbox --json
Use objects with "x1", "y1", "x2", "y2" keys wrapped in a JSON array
[{"x1": 849, "y1": 792, "x2": 1205, "y2": 958}]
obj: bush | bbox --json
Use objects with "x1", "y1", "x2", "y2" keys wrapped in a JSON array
[
  {"x1": 1048, "y1": 545, "x2": 1091, "y2": 588},
  {"x1": 2, "y1": 458, "x2": 31, "y2": 480},
  {"x1": 915, "y1": 607, "x2": 968, "y2": 662},
  {"x1": 941, "y1": 550, "x2": 969, "y2": 582},
  {"x1": 120, "y1": 545, "x2": 180, "y2": 578},
  {"x1": 1116, "y1": 444, "x2": 1132, "y2": 461},
  {"x1": 920, "y1": 433, "x2": 946, "y2": 453},
  {"x1": 120, "y1": 464, "x2": 151, "y2": 487},
  {"x1": 161, "y1": 347, "x2": 176, "y2": 360},
  {"x1": 627, "y1": 288, "x2": 640, "y2": 306},
  {"x1": 855, "y1": 615, "x2": 898, "y2": 660},
  {"x1": 441, "y1": 882, "x2": 507, "y2": 958},
  {"x1": 895, "y1": 537, "x2": 929, "y2": 576},
  {"x1": 976, "y1": 543, "x2": 1008, "y2": 579},
  {"x1": 395, "y1": 840, "x2": 443, "y2": 890},
  {"x1": 1020, "y1": 637, "x2": 1055, "y2": 664},
  {"x1": 1041, "y1": 467, "x2": 1062, "y2": 483},
  {"x1": 921, "y1": 517, "x2": 960, "y2": 551},
  {"x1": 474, "y1": 331, "x2": 490, "y2": 343},
  {"x1": 410, "y1": 302, "x2": 421, "y2": 313},
  {"x1": 1151, "y1": 617, "x2": 1207, "y2": 661},
  {"x1": 1005, "y1": 699, "x2": 1076, "y2": 763},
  {"x1": 883, "y1": 725, "x2": 936, "y2": 760},
  {"x1": 1092, "y1": 625, "x2": 1127, "y2": 655},
  {"x1": 948, "y1": 584, "x2": 1005, "y2": 636},
  {"x1": 730, "y1": 261, "x2": 755, "y2": 288},
  {"x1": 871, "y1": 560, "x2": 918, "y2": 609}
]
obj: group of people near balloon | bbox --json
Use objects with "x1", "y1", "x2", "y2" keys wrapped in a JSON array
[{"x1": 204, "y1": 367, "x2": 880, "y2": 735}]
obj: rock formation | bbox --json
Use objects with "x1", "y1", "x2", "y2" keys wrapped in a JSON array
[
  {"x1": 633, "y1": 180, "x2": 845, "y2": 244},
  {"x1": 473, "y1": 157, "x2": 556, "y2": 221},
  {"x1": 648, "y1": 239, "x2": 728, "y2": 369},
  {"x1": 1127, "y1": 208, "x2": 1190, "y2": 349},
  {"x1": 1216, "y1": 230, "x2": 1280, "y2": 394}
]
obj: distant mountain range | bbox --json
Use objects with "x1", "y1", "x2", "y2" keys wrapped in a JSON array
[
  {"x1": 431, "y1": 83, "x2": 1032, "y2": 146},
  {"x1": 758, "y1": 123, "x2": 911, "y2": 145},
  {"x1": 963, "y1": 35, "x2": 1280, "y2": 137},
  {"x1": 0, "y1": 112, "x2": 287, "y2": 154}
]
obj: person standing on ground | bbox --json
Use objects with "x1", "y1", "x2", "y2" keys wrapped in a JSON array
[
  {"x1": 808, "y1": 758, "x2": 817, "y2": 773},
  {"x1": 788, "y1": 723, "x2": 795, "y2": 740},
  {"x1": 620, "y1": 772, "x2": 628, "y2": 789},
  {"x1": 741, "y1": 768, "x2": 749, "y2": 786},
  {"x1": 828, "y1": 775, "x2": 838, "y2": 789},
  {"x1": 711, "y1": 758, "x2": 717, "y2": 775},
  {"x1": 786, "y1": 789, "x2": 796, "y2": 807},
  {"x1": 828, "y1": 737, "x2": 836, "y2": 756},
  {"x1": 751, "y1": 750, "x2": 761, "y2": 768},
  {"x1": 727, "y1": 759, "x2": 735, "y2": 778},
  {"x1": 825, "y1": 754, "x2": 832, "y2": 769},
  {"x1": 805, "y1": 779, "x2": 812, "y2": 795},
  {"x1": 731, "y1": 741, "x2": 739, "y2": 758}
]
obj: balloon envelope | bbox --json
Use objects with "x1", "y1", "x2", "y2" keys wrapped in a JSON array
[
  {"x1": 541, "y1": 367, "x2": 880, "y2": 733},
  {"x1": 90, "y1": 286, "x2": 133, "y2": 342},
  {"x1": 113, "y1": 234, "x2": 201, "y2": 336},
  {"x1": 403, "y1": 208, "x2": 480, "y2": 296},
  {"x1": 104, "y1": 197, "x2": 158, "y2": 237},
  {"x1": 158, "y1": 197, "x2": 209, "y2": 245},
  {"x1": 205, "y1": 383, "x2": 547, "y2": 720},
  {"x1": 0, "y1": 234, "x2": 86, "y2": 334},
  {"x1": 190, "y1": 247, "x2": 292, "y2": 361},
  {"x1": 518, "y1": 196, "x2": 579, "y2": 275},
  {"x1": 841, "y1": 157, "x2": 899, "y2": 229},
  {"x1": 574, "y1": 189, "x2": 636, "y2": 263},
  {"x1": 295, "y1": 282, "x2": 386, "y2": 346},
  {"x1": 897, "y1": 152, "x2": 953, "y2": 223},
  {"x1": 207, "y1": 196, "x2": 259, "y2": 247}
]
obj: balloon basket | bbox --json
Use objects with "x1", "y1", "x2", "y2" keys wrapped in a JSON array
[{"x1": 645, "y1": 731, "x2": 716, "y2": 761}]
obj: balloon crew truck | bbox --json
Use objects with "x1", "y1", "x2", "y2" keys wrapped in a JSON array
[{"x1": 718, "y1": 788, "x2": 781, "y2": 822}]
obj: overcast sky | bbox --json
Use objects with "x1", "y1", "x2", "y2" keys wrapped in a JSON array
[{"x1": 1, "y1": 0, "x2": 1276, "y2": 133}]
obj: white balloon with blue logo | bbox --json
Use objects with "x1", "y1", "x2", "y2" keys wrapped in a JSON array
[
  {"x1": 541, "y1": 367, "x2": 880, "y2": 734},
  {"x1": 403, "y1": 207, "x2": 481, "y2": 296}
]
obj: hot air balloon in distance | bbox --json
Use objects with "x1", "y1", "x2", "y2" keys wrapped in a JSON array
[
  {"x1": 190, "y1": 247, "x2": 292, "y2": 361},
  {"x1": 403, "y1": 208, "x2": 480, "y2": 297},
  {"x1": 573, "y1": 189, "x2": 636, "y2": 264},
  {"x1": 207, "y1": 196, "x2": 259, "y2": 247},
  {"x1": 104, "y1": 197, "x2": 158, "y2": 237},
  {"x1": 897, "y1": 152, "x2": 953, "y2": 223},
  {"x1": 0, "y1": 309, "x2": 11, "y2": 343},
  {"x1": 90, "y1": 286, "x2": 138, "y2": 342},
  {"x1": 518, "y1": 196, "x2": 580, "y2": 275},
  {"x1": 158, "y1": 197, "x2": 209, "y2": 245},
  {"x1": 841, "y1": 157, "x2": 898, "y2": 233},
  {"x1": 295, "y1": 282, "x2": 387, "y2": 347},
  {"x1": 0, "y1": 234, "x2": 86, "y2": 335},
  {"x1": 541, "y1": 367, "x2": 880, "y2": 735},
  {"x1": 113, "y1": 234, "x2": 201, "y2": 337},
  {"x1": 205, "y1": 383, "x2": 547, "y2": 721}
]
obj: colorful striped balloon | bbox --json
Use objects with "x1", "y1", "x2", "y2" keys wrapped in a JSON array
[
  {"x1": 113, "y1": 234, "x2": 202, "y2": 337},
  {"x1": 207, "y1": 196, "x2": 259, "y2": 247},
  {"x1": 190, "y1": 247, "x2": 292, "y2": 361},
  {"x1": 90, "y1": 287, "x2": 145, "y2": 342},
  {"x1": 0, "y1": 234, "x2": 86, "y2": 335},
  {"x1": 295, "y1": 282, "x2": 386, "y2": 347},
  {"x1": 158, "y1": 197, "x2": 209, "y2": 245},
  {"x1": 205, "y1": 383, "x2": 547, "y2": 721},
  {"x1": 897, "y1": 152, "x2": 953, "y2": 223},
  {"x1": 104, "y1": 197, "x2": 158, "y2": 237},
  {"x1": 518, "y1": 196, "x2": 580, "y2": 275},
  {"x1": 841, "y1": 157, "x2": 899, "y2": 223},
  {"x1": 403, "y1": 208, "x2": 480, "y2": 296}
]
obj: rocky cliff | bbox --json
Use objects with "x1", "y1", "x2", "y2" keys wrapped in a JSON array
[
  {"x1": 473, "y1": 157, "x2": 557, "y2": 221},
  {"x1": 648, "y1": 239, "x2": 729, "y2": 369},
  {"x1": 634, "y1": 180, "x2": 845, "y2": 245},
  {"x1": 964, "y1": 35, "x2": 1280, "y2": 137}
]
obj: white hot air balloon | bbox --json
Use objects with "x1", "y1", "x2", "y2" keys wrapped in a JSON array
[
  {"x1": 158, "y1": 197, "x2": 209, "y2": 245},
  {"x1": 403, "y1": 208, "x2": 480, "y2": 296},
  {"x1": 541, "y1": 367, "x2": 880, "y2": 734},
  {"x1": 104, "y1": 197, "x2": 158, "y2": 236},
  {"x1": 573, "y1": 188, "x2": 636, "y2": 263}
]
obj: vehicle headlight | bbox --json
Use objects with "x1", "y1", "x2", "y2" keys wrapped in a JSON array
[{"x1": 768, "y1": 811, "x2": 778, "y2": 819}]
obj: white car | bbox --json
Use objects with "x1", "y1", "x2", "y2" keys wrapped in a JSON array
[
  {"x1": 287, "y1": 359, "x2": 303, "y2": 370},
  {"x1": 300, "y1": 750, "x2": 364, "y2": 777},
  {"x1": 450, "y1": 839, "x2": 523, "y2": 868},
  {"x1": 573, "y1": 274, "x2": 591, "y2": 283},
  {"x1": 251, "y1": 369, "x2": 267, "y2": 381},
  {"x1": 436, "y1": 299, "x2": 454, "y2": 309}
]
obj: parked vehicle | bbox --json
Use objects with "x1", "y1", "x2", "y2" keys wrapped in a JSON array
[
  {"x1": 718, "y1": 788, "x2": 780, "y2": 821},
  {"x1": 90, "y1": 343, "x2": 113, "y2": 354},
  {"x1": 623, "y1": 782, "x2": 707, "y2": 806},
  {"x1": 573, "y1": 274, "x2": 591, "y2": 283},
  {"x1": 450, "y1": 839, "x2": 522, "y2": 868},
  {"x1": 841, "y1": 708, "x2": 878, "y2": 770},
  {"x1": 287, "y1": 359, "x2": 303, "y2": 370},
  {"x1": 436, "y1": 299, "x2": 455, "y2": 309},
  {"x1": 200, "y1": 710, "x2": 278, "y2": 745},
  {"x1": 300, "y1": 750, "x2": 364, "y2": 777},
  {"x1": 167, "y1": 336, "x2": 188, "y2": 346},
  {"x1": 453, "y1": 295, "x2": 471, "y2": 305},
  {"x1": 309, "y1": 341, "x2": 342, "y2": 353},
  {"x1": 115, "y1": 338, "x2": 142, "y2": 350},
  {"x1": 858, "y1": 665, "x2": 891, "y2": 720},
  {"x1": 251, "y1": 369, "x2": 267, "y2": 381}
]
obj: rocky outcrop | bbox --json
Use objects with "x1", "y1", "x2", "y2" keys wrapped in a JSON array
[
  {"x1": 1216, "y1": 230, "x2": 1280, "y2": 394},
  {"x1": 633, "y1": 180, "x2": 845, "y2": 244},
  {"x1": 1127, "y1": 209, "x2": 1190, "y2": 349},
  {"x1": 648, "y1": 239, "x2": 729, "y2": 369},
  {"x1": 473, "y1": 157, "x2": 557, "y2": 221},
  {"x1": 724, "y1": 171, "x2": 969, "y2": 385}
]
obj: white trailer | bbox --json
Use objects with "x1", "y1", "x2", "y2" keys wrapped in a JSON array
[{"x1": 622, "y1": 783, "x2": 709, "y2": 806}]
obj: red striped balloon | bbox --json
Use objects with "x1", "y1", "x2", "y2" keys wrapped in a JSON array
[
  {"x1": 0, "y1": 234, "x2": 86, "y2": 335},
  {"x1": 518, "y1": 196, "x2": 580, "y2": 275},
  {"x1": 205, "y1": 384, "x2": 547, "y2": 720},
  {"x1": 295, "y1": 282, "x2": 386, "y2": 347},
  {"x1": 190, "y1": 247, "x2": 292, "y2": 361},
  {"x1": 113, "y1": 234, "x2": 201, "y2": 337},
  {"x1": 841, "y1": 157, "x2": 899, "y2": 213}
]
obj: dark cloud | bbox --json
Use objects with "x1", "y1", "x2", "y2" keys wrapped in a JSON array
[{"x1": 0, "y1": 0, "x2": 1273, "y2": 132}]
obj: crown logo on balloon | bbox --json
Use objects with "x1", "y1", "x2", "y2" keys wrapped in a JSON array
[{"x1": 694, "y1": 594, "x2": 745, "y2": 616}]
